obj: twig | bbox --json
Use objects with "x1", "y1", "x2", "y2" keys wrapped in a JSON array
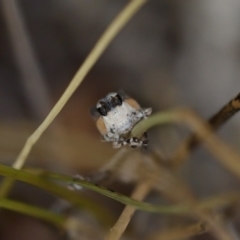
[
  {"x1": 105, "y1": 180, "x2": 153, "y2": 240},
  {"x1": 170, "y1": 92, "x2": 240, "y2": 168},
  {"x1": 132, "y1": 108, "x2": 240, "y2": 179}
]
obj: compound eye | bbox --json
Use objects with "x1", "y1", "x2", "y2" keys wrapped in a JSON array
[
  {"x1": 97, "y1": 105, "x2": 108, "y2": 116},
  {"x1": 111, "y1": 94, "x2": 122, "y2": 107}
]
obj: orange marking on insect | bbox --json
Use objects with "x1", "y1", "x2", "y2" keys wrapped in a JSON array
[
  {"x1": 125, "y1": 98, "x2": 140, "y2": 110},
  {"x1": 96, "y1": 117, "x2": 107, "y2": 135}
]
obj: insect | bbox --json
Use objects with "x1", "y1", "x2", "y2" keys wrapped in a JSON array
[{"x1": 91, "y1": 91, "x2": 152, "y2": 148}]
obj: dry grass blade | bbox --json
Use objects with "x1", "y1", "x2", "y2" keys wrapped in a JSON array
[
  {"x1": 105, "y1": 180, "x2": 153, "y2": 240},
  {"x1": 1, "y1": 0, "x2": 50, "y2": 119},
  {"x1": 170, "y1": 92, "x2": 240, "y2": 168}
]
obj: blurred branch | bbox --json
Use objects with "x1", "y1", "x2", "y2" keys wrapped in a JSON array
[
  {"x1": 1, "y1": 0, "x2": 50, "y2": 120},
  {"x1": 170, "y1": 92, "x2": 240, "y2": 168},
  {"x1": 132, "y1": 108, "x2": 240, "y2": 179},
  {"x1": 105, "y1": 180, "x2": 153, "y2": 240}
]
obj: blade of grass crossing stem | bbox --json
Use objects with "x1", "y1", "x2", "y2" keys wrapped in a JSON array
[{"x1": 0, "y1": 164, "x2": 239, "y2": 215}]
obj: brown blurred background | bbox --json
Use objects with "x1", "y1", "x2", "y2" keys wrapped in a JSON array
[{"x1": 0, "y1": 0, "x2": 240, "y2": 239}]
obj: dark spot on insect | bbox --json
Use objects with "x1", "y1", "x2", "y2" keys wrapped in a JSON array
[
  {"x1": 110, "y1": 94, "x2": 122, "y2": 108},
  {"x1": 94, "y1": 183, "x2": 100, "y2": 187},
  {"x1": 110, "y1": 128, "x2": 114, "y2": 134},
  {"x1": 97, "y1": 101, "x2": 111, "y2": 116},
  {"x1": 132, "y1": 111, "x2": 136, "y2": 115}
]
